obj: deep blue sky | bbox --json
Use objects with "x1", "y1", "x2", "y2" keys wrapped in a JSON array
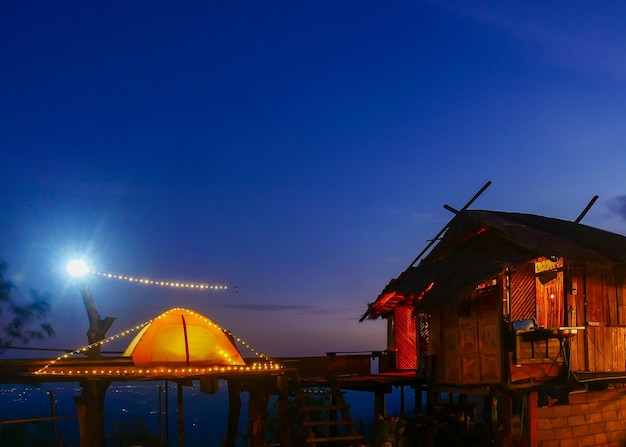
[{"x1": 2, "y1": 1, "x2": 626, "y2": 357}]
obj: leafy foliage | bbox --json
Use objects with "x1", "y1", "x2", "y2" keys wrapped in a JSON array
[
  {"x1": 107, "y1": 416, "x2": 159, "y2": 447},
  {"x1": 0, "y1": 261, "x2": 55, "y2": 355},
  {"x1": 0, "y1": 420, "x2": 57, "y2": 447}
]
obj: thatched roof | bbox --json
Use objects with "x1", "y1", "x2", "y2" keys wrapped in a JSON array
[{"x1": 361, "y1": 209, "x2": 626, "y2": 321}]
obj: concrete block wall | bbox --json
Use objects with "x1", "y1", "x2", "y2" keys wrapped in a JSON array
[{"x1": 537, "y1": 387, "x2": 626, "y2": 447}]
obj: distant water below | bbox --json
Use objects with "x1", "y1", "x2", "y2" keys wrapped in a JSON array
[{"x1": 0, "y1": 381, "x2": 413, "y2": 446}]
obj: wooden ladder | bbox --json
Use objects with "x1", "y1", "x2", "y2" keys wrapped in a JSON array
[{"x1": 292, "y1": 372, "x2": 365, "y2": 447}]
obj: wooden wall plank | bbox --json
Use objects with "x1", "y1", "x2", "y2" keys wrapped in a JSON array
[
  {"x1": 596, "y1": 327, "x2": 606, "y2": 372},
  {"x1": 442, "y1": 323, "x2": 460, "y2": 383},
  {"x1": 608, "y1": 328, "x2": 615, "y2": 372},
  {"x1": 616, "y1": 266, "x2": 626, "y2": 326},
  {"x1": 607, "y1": 266, "x2": 618, "y2": 326},
  {"x1": 586, "y1": 328, "x2": 596, "y2": 372},
  {"x1": 510, "y1": 263, "x2": 536, "y2": 322},
  {"x1": 427, "y1": 313, "x2": 440, "y2": 356},
  {"x1": 438, "y1": 310, "x2": 460, "y2": 384},
  {"x1": 620, "y1": 328, "x2": 626, "y2": 371},
  {"x1": 569, "y1": 331, "x2": 582, "y2": 371},
  {"x1": 478, "y1": 319, "x2": 501, "y2": 383},
  {"x1": 601, "y1": 328, "x2": 609, "y2": 372},
  {"x1": 394, "y1": 306, "x2": 417, "y2": 370},
  {"x1": 586, "y1": 269, "x2": 606, "y2": 325}
]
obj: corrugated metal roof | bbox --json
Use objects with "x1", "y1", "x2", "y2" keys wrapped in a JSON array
[{"x1": 361, "y1": 210, "x2": 626, "y2": 321}]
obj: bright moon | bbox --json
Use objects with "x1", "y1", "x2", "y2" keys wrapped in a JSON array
[{"x1": 66, "y1": 259, "x2": 89, "y2": 277}]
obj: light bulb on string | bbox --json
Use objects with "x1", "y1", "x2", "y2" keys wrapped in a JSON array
[
  {"x1": 34, "y1": 309, "x2": 283, "y2": 377},
  {"x1": 86, "y1": 269, "x2": 229, "y2": 291}
]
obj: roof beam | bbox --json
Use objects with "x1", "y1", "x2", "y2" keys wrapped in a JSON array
[
  {"x1": 575, "y1": 195, "x2": 599, "y2": 224},
  {"x1": 408, "y1": 180, "x2": 491, "y2": 268}
]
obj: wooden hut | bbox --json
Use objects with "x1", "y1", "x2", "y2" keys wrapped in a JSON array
[{"x1": 362, "y1": 204, "x2": 626, "y2": 446}]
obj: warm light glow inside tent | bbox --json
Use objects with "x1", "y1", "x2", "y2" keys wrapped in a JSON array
[{"x1": 123, "y1": 308, "x2": 245, "y2": 367}]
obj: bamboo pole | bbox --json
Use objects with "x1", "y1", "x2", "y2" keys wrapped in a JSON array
[
  {"x1": 575, "y1": 195, "x2": 599, "y2": 223},
  {"x1": 408, "y1": 180, "x2": 491, "y2": 268}
]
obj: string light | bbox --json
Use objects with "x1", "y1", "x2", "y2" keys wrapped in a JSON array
[
  {"x1": 89, "y1": 270, "x2": 229, "y2": 291},
  {"x1": 225, "y1": 330, "x2": 276, "y2": 364},
  {"x1": 34, "y1": 319, "x2": 154, "y2": 375},
  {"x1": 34, "y1": 363, "x2": 283, "y2": 377},
  {"x1": 33, "y1": 307, "x2": 283, "y2": 377}
]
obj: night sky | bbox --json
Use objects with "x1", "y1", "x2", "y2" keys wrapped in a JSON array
[{"x1": 3, "y1": 1, "x2": 626, "y2": 358}]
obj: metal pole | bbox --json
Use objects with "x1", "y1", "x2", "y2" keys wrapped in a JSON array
[
  {"x1": 158, "y1": 385, "x2": 163, "y2": 447},
  {"x1": 165, "y1": 380, "x2": 170, "y2": 447},
  {"x1": 48, "y1": 390, "x2": 58, "y2": 445}
]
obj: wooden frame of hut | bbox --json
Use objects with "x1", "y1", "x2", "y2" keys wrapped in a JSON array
[
  {"x1": 362, "y1": 193, "x2": 626, "y2": 446},
  {"x1": 0, "y1": 305, "x2": 380, "y2": 447}
]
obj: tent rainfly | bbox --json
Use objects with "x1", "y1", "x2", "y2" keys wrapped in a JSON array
[{"x1": 123, "y1": 307, "x2": 245, "y2": 367}]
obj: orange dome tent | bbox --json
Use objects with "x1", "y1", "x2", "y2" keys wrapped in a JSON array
[{"x1": 123, "y1": 308, "x2": 245, "y2": 367}]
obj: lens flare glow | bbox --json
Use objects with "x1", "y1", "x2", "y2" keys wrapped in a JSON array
[{"x1": 66, "y1": 259, "x2": 89, "y2": 277}]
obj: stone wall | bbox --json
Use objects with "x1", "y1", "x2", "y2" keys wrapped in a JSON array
[{"x1": 537, "y1": 387, "x2": 626, "y2": 447}]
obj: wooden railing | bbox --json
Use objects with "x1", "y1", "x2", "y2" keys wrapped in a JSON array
[{"x1": 270, "y1": 350, "x2": 407, "y2": 378}]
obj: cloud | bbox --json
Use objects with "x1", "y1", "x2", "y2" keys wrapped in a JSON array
[
  {"x1": 219, "y1": 303, "x2": 334, "y2": 315},
  {"x1": 217, "y1": 302, "x2": 363, "y2": 317},
  {"x1": 430, "y1": 1, "x2": 626, "y2": 78},
  {"x1": 607, "y1": 195, "x2": 626, "y2": 221}
]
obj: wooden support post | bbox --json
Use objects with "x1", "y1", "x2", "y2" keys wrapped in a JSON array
[
  {"x1": 224, "y1": 378, "x2": 241, "y2": 447},
  {"x1": 73, "y1": 380, "x2": 110, "y2": 447},
  {"x1": 426, "y1": 388, "x2": 439, "y2": 447},
  {"x1": 276, "y1": 376, "x2": 291, "y2": 447},
  {"x1": 329, "y1": 404, "x2": 338, "y2": 438},
  {"x1": 278, "y1": 390, "x2": 290, "y2": 447},
  {"x1": 526, "y1": 390, "x2": 539, "y2": 447},
  {"x1": 426, "y1": 387, "x2": 437, "y2": 418},
  {"x1": 248, "y1": 382, "x2": 270, "y2": 447},
  {"x1": 499, "y1": 389, "x2": 513, "y2": 444},
  {"x1": 48, "y1": 390, "x2": 57, "y2": 444},
  {"x1": 415, "y1": 385, "x2": 423, "y2": 414},
  {"x1": 374, "y1": 389, "x2": 386, "y2": 441}
]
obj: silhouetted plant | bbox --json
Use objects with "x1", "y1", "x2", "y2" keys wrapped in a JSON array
[
  {"x1": 107, "y1": 416, "x2": 159, "y2": 447},
  {"x1": 1, "y1": 420, "x2": 56, "y2": 447},
  {"x1": 0, "y1": 261, "x2": 55, "y2": 355}
]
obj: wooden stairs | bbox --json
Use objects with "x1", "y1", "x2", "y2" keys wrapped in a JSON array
[{"x1": 292, "y1": 372, "x2": 365, "y2": 447}]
